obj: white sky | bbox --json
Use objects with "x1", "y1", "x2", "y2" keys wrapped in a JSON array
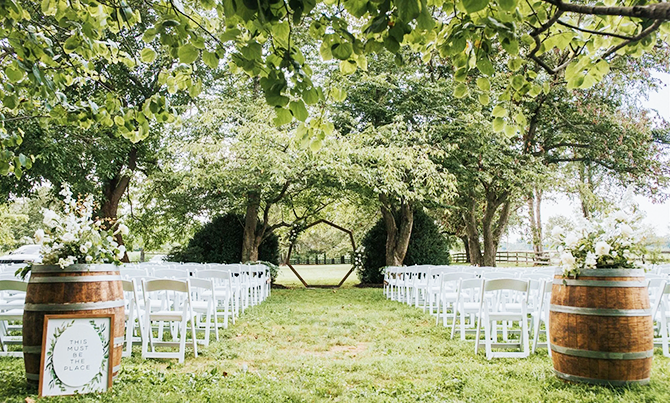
[{"x1": 540, "y1": 72, "x2": 670, "y2": 237}]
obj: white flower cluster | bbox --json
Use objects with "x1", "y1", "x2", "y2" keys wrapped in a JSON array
[
  {"x1": 353, "y1": 246, "x2": 365, "y2": 270},
  {"x1": 551, "y1": 197, "x2": 647, "y2": 276},
  {"x1": 33, "y1": 185, "x2": 129, "y2": 269}
]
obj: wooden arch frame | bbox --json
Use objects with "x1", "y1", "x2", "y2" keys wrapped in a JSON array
[{"x1": 285, "y1": 219, "x2": 357, "y2": 288}]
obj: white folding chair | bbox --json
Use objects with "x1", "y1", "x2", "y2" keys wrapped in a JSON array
[
  {"x1": 141, "y1": 279, "x2": 197, "y2": 363},
  {"x1": 122, "y1": 279, "x2": 145, "y2": 358},
  {"x1": 532, "y1": 280, "x2": 552, "y2": 356},
  {"x1": 197, "y1": 269, "x2": 235, "y2": 327},
  {"x1": 476, "y1": 278, "x2": 530, "y2": 359},
  {"x1": 153, "y1": 268, "x2": 191, "y2": 280},
  {"x1": 435, "y1": 272, "x2": 476, "y2": 327},
  {"x1": 189, "y1": 278, "x2": 218, "y2": 346},
  {"x1": 652, "y1": 280, "x2": 670, "y2": 357},
  {"x1": 0, "y1": 280, "x2": 26, "y2": 357},
  {"x1": 450, "y1": 278, "x2": 484, "y2": 340}
]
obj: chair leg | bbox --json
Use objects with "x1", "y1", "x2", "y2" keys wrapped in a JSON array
[
  {"x1": 532, "y1": 315, "x2": 540, "y2": 354},
  {"x1": 475, "y1": 312, "x2": 482, "y2": 355},
  {"x1": 484, "y1": 317, "x2": 492, "y2": 360}
]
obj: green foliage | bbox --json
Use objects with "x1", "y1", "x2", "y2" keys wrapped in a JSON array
[
  {"x1": 358, "y1": 208, "x2": 450, "y2": 283},
  {"x1": 168, "y1": 213, "x2": 280, "y2": 266}
]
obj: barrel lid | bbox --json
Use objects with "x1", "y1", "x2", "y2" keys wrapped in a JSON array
[
  {"x1": 30, "y1": 264, "x2": 121, "y2": 274},
  {"x1": 554, "y1": 268, "x2": 646, "y2": 277}
]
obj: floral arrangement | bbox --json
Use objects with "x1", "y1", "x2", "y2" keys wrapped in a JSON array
[
  {"x1": 352, "y1": 246, "x2": 365, "y2": 271},
  {"x1": 551, "y1": 199, "x2": 647, "y2": 277},
  {"x1": 32, "y1": 185, "x2": 128, "y2": 270}
]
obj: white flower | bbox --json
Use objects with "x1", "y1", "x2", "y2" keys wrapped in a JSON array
[
  {"x1": 61, "y1": 232, "x2": 76, "y2": 243},
  {"x1": 115, "y1": 223, "x2": 129, "y2": 236},
  {"x1": 613, "y1": 210, "x2": 628, "y2": 221},
  {"x1": 619, "y1": 223, "x2": 633, "y2": 238},
  {"x1": 564, "y1": 233, "x2": 580, "y2": 248},
  {"x1": 595, "y1": 241, "x2": 611, "y2": 257},
  {"x1": 560, "y1": 251, "x2": 576, "y2": 267},
  {"x1": 43, "y1": 209, "x2": 59, "y2": 228},
  {"x1": 84, "y1": 241, "x2": 92, "y2": 249},
  {"x1": 34, "y1": 229, "x2": 45, "y2": 244},
  {"x1": 85, "y1": 255, "x2": 93, "y2": 263},
  {"x1": 80, "y1": 244, "x2": 89, "y2": 254},
  {"x1": 551, "y1": 226, "x2": 564, "y2": 238},
  {"x1": 611, "y1": 250, "x2": 618, "y2": 257},
  {"x1": 585, "y1": 252, "x2": 597, "y2": 268}
]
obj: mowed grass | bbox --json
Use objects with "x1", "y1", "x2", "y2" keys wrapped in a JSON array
[
  {"x1": 275, "y1": 264, "x2": 360, "y2": 287},
  {"x1": 1, "y1": 287, "x2": 669, "y2": 402}
]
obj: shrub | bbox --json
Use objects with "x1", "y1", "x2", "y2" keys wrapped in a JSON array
[
  {"x1": 358, "y1": 208, "x2": 450, "y2": 284},
  {"x1": 167, "y1": 213, "x2": 281, "y2": 281}
]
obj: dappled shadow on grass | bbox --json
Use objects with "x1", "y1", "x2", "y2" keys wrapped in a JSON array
[{"x1": 1, "y1": 288, "x2": 669, "y2": 402}]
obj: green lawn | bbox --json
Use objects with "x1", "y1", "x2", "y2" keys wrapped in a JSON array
[{"x1": 1, "y1": 282, "x2": 669, "y2": 402}]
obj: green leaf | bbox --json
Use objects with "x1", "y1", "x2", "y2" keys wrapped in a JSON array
[
  {"x1": 478, "y1": 93, "x2": 490, "y2": 105},
  {"x1": 339, "y1": 60, "x2": 358, "y2": 75},
  {"x1": 462, "y1": 0, "x2": 488, "y2": 14},
  {"x1": 344, "y1": 0, "x2": 369, "y2": 18},
  {"x1": 397, "y1": 0, "x2": 421, "y2": 22},
  {"x1": 511, "y1": 75, "x2": 524, "y2": 90},
  {"x1": 453, "y1": 83, "x2": 468, "y2": 99},
  {"x1": 476, "y1": 56, "x2": 494, "y2": 76},
  {"x1": 309, "y1": 138, "x2": 322, "y2": 152},
  {"x1": 140, "y1": 48, "x2": 157, "y2": 63},
  {"x1": 331, "y1": 42, "x2": 353, "y2": 60},
  {"x1": 514, "y1": 112, "x2": 527, "y2": 126},
  {"x1": 203, "y1": 51, "x2": 219, "y2": 69},
  {"x1": 501, "y1": 37, "x2": 519, "y2": 56},
  {"x1": 5, "y1": 63, "x2": 25, "y2": 83},
  {"x1": 289, "y1": 100, "x2": 309, "y2": 122},
  {"x1": 492, "y1": 105, "x2": 508, "y2": 118},
  {"x1": 114, "y1": 116, "x2": 125, "y2": 126},
  {"x1": 330, "y1": 87, "x2": 347, "y2": 102},
  {"x1": 476, "y1": 77, "x2": 490, "y2": 91},
  {"x1": 274, "y1": 107, "x2": 293, "y2": 126},
  {"x1": 508, "y1": 58, "x2": 523, "y2": 72},
  {"x1": 178, "y1": 44, "x2": 199, "y2": 64},
  {"x1": 504, "y1": 123, "x2": 517, "y2": 137},
  {"x1": 454, "y1": 68, "x2": 468, "y2": 82},
  {"x1": 492, "y1": 117, "x2": 505, "y2": 133},
  {"x1": 303, "y1": 88, "x2": 320, "y2": 105},
  {"x1": 41, "y1": 0, "x2": 56, "y2": 15},
  {"x1": 498, "y1": 0, "x2": 517, "y2": 11}
]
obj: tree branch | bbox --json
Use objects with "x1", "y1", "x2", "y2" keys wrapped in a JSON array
[
  {"x1": 541, "y1": 0, "x2": 670, "y2": 20},
  {"x1": 556, "y1": 19, "x2": 635, "y2": 40},
  {"x1": 601, "y1": 20, "x2": 664, "y2": 60}
]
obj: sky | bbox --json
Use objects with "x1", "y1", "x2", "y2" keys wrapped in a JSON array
[{"x1": 539, "y1": 72, "x2": 670, "y2": 237}]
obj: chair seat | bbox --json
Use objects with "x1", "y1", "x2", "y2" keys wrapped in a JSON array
[
  {"x1": 0, "y1": 308, "x2": 24, "y2": 320},
  {"x1": 149, "y1": 311, "x2": 186, "y2": 321},
  {"x1": 488, "y1": 312, "x2": 525, "y2": 321}
]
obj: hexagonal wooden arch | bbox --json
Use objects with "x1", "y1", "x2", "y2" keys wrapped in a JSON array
[{"x1": 285, "y1": 219, "x2": 357, "y2": 288}]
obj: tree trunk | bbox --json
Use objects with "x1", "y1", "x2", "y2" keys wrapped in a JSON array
[
  {"x1": 460, "y1": 236, "x2": 471, "y2": 263},
  {"x1": 100, "y1": 148, "x2": 137, "y2": 263},
  {"x1": 379, "y1": 194, "x2": 413, "y2": 266},
  {"x1": 578, "y1": 164, "x2": 593, "y2": 219},
  {"x1": 462, "y1": 198, "x2": 484, "y2": 266},
  {"x1": 242, "y1": 191, "x2": 261, "y2": 263},
  {"x1": 481, "y1": 192, "x2": 512, "y2": 267},
  {"x1": 528, "y1": 186, "x2": 544, "y2": 263}
]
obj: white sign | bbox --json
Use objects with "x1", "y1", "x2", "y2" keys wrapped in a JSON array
[{"x1": 40, "y1": 315, "x2": 113, "y2": 397}]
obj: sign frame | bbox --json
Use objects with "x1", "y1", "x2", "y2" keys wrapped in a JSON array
[{"x1": 39, "y1": 313, "x2": 114, "y2": 397}]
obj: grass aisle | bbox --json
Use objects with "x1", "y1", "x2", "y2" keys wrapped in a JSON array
[{"x1": 1, "y1": 288, "x2": 669, "y2": 402}]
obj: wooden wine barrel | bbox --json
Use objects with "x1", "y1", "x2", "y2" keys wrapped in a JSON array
[
  {"x1": 22, "y1": 264, "x2": 124, "y2": 384},
  {"x1": 549, "y1": 268, "x2": 653, "y2": 386}
]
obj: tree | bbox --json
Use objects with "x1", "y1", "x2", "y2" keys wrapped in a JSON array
[
  {"x1": 331, "y1": 57, "x2": 455, "y2": 266},
  {"x1": 3, "y1": 0, "x2": 670, "y2": 177}
]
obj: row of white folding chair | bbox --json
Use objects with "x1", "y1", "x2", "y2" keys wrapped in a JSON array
[
  {"x1": 0, "y1": 280, "x2": 27, "y2": 357},
  {"x1": 122, "y1": 277, "x2": 224, "y2": 363}
]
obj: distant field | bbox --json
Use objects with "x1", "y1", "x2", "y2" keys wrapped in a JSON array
[{"x1": 275, "y1": 264, "x2": 360, "y2": 287}]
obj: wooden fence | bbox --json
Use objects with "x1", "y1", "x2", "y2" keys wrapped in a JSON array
[{"x1": 450, "y1": 251, "x2": 557, "y2": 265}]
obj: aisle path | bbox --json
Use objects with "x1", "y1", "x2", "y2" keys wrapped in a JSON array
[{"x1": 1, "y1": 288, "x2": 669, "y2": 402}]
